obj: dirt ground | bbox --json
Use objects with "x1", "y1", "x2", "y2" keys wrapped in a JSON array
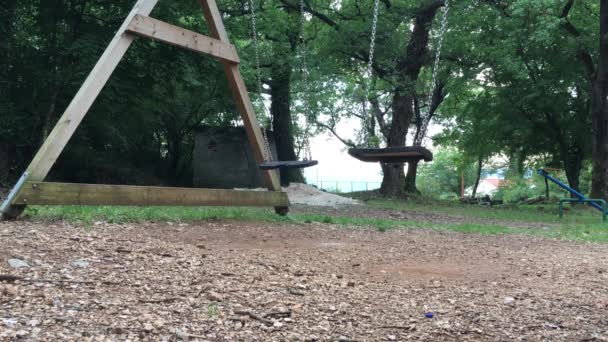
[{"x1": 1, "y1": 216, "x2": 608, "y2": 341}]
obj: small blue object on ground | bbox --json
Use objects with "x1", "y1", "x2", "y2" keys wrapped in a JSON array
[{"x1": 425, "y1": 312, "x2": 434, "y2": 319}]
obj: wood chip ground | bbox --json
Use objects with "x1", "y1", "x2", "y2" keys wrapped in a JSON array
[{"x1": 1, "y1": 217, "x2": 607, "y2": 341}]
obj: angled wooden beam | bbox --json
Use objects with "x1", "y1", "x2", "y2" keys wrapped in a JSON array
[
  {"x1": 15, "y1": 182, "x2": 289, "y2": 207},
  {"x1": 2, "y1": 0, "x2": 159, "y2": 219},
  {"x1": 24, "y1": 0, "x2": 159, "y2": 183},
  {"x1": 199, "y1": 0, "x2": 282, "y2": 193},
  {"x1": 126, "y1": 15, "x2": 240, "y2": 64}
]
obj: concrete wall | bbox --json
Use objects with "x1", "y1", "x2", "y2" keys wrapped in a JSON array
[{"x1": 193, "y1": 126, "x2": 277, "y2": 189}]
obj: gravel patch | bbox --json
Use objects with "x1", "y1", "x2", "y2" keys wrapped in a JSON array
[
  {"x1": 242, "y1": 183, "x2": 360, "y2": 208},
  {"x1": 284, "y1": 183, "x2": 359, "y2": 208}
]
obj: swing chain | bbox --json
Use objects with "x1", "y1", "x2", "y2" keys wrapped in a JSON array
[
  {"x1": 249, "y1": 0, "x2": 263, "y2": 102},
  {"x1": 261, "y1": 127, "x2": 273, "y2": 161},
  {"x1": 366, "y1": 0, "x2": 380, "y2": 82},
  {"x1": 299, "y1": 0, "x2": 312, "y2": 161},
  {"x1": 415, "y1": 0, "x2": 451, "y2": 146},
  {"x1": 361, "y1": 0, "x2": 380, "y2": 146},
  {"x1": 249, "y1": 0, "x2": 273, "y2": 161}
]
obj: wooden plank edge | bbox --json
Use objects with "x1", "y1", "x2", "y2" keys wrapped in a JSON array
[{"x1": 15, "y1": 182, "x2": 289, "y2": 207}]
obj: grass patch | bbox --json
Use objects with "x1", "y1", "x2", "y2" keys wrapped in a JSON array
[
  {"x1": 23, "y1": 204, "x2": 608, "y2": 243},
  {"x1": 447, "y1": 223, "x2": 526, "y2": 235},
  {"x1": 547, "y1": 223, "x2": 608, "y2": 242},
  {"x1": 25, "y1": 205, "x2": 286, "y2": 225},
  {"x1": 207, "y1": 303, "x2": 219, "y2": 318},
  {"x1": 364, "y1": 198, "x2": 603, "y2": 225}
]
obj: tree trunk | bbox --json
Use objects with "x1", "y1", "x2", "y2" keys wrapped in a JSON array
[
  {"x1": 404, "y1": 160, "x2": 420, "y2": 194},
  {"x1": 0, "y1": 0, "x2": 17, "y2": 78},
  {"x1": 564, "y1": 159, "x2": 581, "y2": 195},
  {"x1": 591, "y1": 81, "x2": 608, "y2": 198},
  {"x1": 380, "y1": 163, "x2": 405, "y2": 197},
  {"x1": 556, "y1": 139, "x2": 583, "y2": 197},
  {"x1": 472, "y1": 155, "x2": 483, "y2": 198},
  {"x1": 380, "y1": 91, "x2": 413, "y2": 196},
  {"x1": 506, "y1": 148, "x2": 526, "y2": 180},
  {"x1": 41, "y1": 89, "x2": 59, "y2": 142},
  {"x1": 591, "y1": 0, "x2": 608, "y2": 199},
  {"x1": 166, "y1": 134, "x2": 182, "y2": 186},
  {"x1": 379, "y1": 2, "x2": 444, "y2": 196},
  {"x1": 270, "y1": 61, "x2": 304, "y2": 186},
  {"x1": 0, "y1": 143, "x2": 8, "y2": 183}
]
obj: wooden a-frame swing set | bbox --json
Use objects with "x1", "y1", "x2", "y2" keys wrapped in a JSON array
[
  {"x1": 1, "y1": 0, "x2": 446, "y2": 220},
  {"x1": 0, "y1": 0, "x2": 292, "y2": 220}
]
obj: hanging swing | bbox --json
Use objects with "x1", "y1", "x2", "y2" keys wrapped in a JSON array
[
  {"x1": 348, "y1": 146, "x2": 433, "y2": 163},
  {"x1": 348, "y1": 0, "x2": 450, "y2": 164},
  {"x1": 248, "y1": 0, "x2": 318, "y2": 171}
]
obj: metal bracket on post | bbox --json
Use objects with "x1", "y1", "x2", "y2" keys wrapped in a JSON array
[{"x1": 0, "y1": 172, "x2": 29, "y2": 220}]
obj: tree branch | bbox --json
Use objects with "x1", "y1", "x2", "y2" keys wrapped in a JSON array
[
  {"x1": 278, "y1": 0, "x2": 341, "y2": 31},
  {"x1": 370, "y1": 97, "x2": 389, "y2": 138},
  {"x1": 380, "y1": 0, "x2": 392, "y2": 9},
  {"x1": 560, "y1": 0, "x2": 576, "y2": 18},
  {"x1": 316, "y1": 121, "x2": 357, "y2": 148},
  {"x1": 559, "y1": 0, "x2": 596, "y2": 79}
]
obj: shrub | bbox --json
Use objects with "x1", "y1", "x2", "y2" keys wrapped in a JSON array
[{"x1": 494, "y1": 180, "x2": 536, "y2": 203}]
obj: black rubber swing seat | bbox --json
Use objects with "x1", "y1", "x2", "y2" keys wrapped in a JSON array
[
  {"x1": 348, "y1": 146, "x2": 433, "y2": 163},
  {"x1": 259, "y1": 160, "x2": 319, "y2": 170}
]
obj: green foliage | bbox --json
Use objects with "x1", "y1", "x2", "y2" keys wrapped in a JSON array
[
  {"x1": 417, "y1": 147, "x2": 479, "y2": 199},
  {"x1": 494, "y1": 180, "x2": 536, "y2": 203},
  {"x1": 436, "y1": 0, "x2": 595, "y2": 191},
  {"x1": 207, "y1": 303, "x2": 220, "y2": 318}
]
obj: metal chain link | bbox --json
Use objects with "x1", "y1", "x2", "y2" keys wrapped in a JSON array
[
  {"x1": 366, "y1": 0, "x2": 380, "y2": 82},
  {"x1": 261, "y1": 127, "x2": 273, "y2": 161},
  {"x1": 299, "y1": 0, "x2": 312, "y2": 160},
  {"x1": 249, "y1": 0, "x2": 263, "y2": 101},
  {"x1": 249, "y1": 0, "x2": 273, "y2": 161},
  {"x1": 415, "y1": 0, "x2": 451, "y2": 146},
  {"x1": 361, "y1": 0, "x2": 380, "y2": 146}
]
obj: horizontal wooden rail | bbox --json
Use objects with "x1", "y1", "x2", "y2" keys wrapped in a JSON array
[
  {"x1": 14, "y1": 182, "x2": 288, "y2": 207},
  {"x1": 126, "y1": 15, "x2": 240, "y2": 64}
]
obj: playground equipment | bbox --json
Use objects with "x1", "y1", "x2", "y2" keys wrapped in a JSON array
[
  {"x1": 348, "y1": 0, "x2": 451, "y2": 165},
  {"x1": 348, "y1": 146, "x2": 433, "y2": 164},
  {"x1": 537, "y1": 169, "x2": 607, "y2": 221},
  {"x1": 0, "y1": 0, "x2": 320, "y2": 220},
  {"x1": 249, "y1": 0, "x2": 317, "y2": 171}
]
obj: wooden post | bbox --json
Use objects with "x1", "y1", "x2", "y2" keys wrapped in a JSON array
[{"x1": 199, "y1": 0, "x2": 281, "y2": 193}]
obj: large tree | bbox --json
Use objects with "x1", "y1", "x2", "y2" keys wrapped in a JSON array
[
  {"x1": 309, "y1": 0, "x2": 448, "y2": 197},
  {"x1": 586, "y1": 0, "x2": 608, "y2": 199},
  {"x1": 439, "y1": 0, "x2": 594, "y2": 193}
]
